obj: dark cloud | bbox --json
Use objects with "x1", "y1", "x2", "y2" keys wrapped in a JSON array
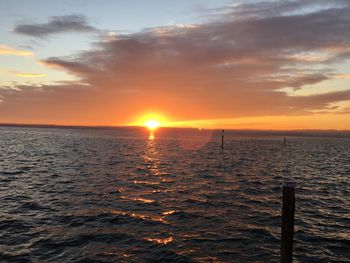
[
  {"x1": 212, "y1": 0, "x2": 349, "y2": 20},
  {"x1": 14, "y1": 15, "x2": 97, "y2": 37},
  {"x1": 2, "y1": 1, "x2": 350, "y2": 125}
]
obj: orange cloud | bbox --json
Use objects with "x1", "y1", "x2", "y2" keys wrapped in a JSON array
[{"x1": 0, "y1": 45, "x2": 33, "y2": 56}]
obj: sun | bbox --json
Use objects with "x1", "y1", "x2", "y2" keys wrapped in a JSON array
[
  {"x1": 131, "y1": 113, "x2": 166, "y2": 130},
  {"x1": 144, "y1": 119, "x2": 160, "y2": 130}
]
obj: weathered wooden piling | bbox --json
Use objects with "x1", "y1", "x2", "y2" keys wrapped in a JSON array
[
  {"x1": 281, "y1": 181, "x2": 296, "y2": 263},
  {"x1": 221, "y1": 129, "x2": 224, "y2": 149},
  {"x1": 283, "y1": 136, "x2": 287, "y2": 147}
]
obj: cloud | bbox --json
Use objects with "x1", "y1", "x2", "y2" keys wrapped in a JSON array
[
  {"x1": 2, "y1": 0, "x2": 350, "y2": 125},
  {"x1": 335, "y1": 74, "x2": 350, "y2": 80},
  {"x1": 15, "y1": 72, "x2": 46, "y2": 78},
  {"x1": 0, "y1": 45, "x2": 33, "y2": 56},
  {"x1": 14, "y1": 15, "x2": 97, "y2": 37}
]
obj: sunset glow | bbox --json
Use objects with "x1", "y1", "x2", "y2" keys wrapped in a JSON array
[
  {"x1": 145, "y1": 119, "x2": 160, "y2": 131},
  {"x1": 131, "y1": 113, "x2": 167, "y2": 130},
  {"x1": 0, "y1": 1, "x2": 349, "y2": 130}
]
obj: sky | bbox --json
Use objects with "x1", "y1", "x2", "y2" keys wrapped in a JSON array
[{"x1": 1, "y1": 0, "x2": 350, "y2": 130}]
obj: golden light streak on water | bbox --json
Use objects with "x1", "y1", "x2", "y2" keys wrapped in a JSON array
[
  {"x1": 120, "y1": 196, "x2": 155, "y2": 203},
  {"x1": 162, "y1": 210, "x2": 176, "y2": 215},
  {"x1": 146, "y1": 237, "x2": 173, "y2": 245}
]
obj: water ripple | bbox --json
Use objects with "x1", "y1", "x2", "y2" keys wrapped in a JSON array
[{"x1": 0, "y1": 127, "x2": 349, "y2": 262}]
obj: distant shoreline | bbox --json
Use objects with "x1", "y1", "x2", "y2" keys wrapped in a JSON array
[{"x1": 1, "y1": 123, "x2": 350, "y2": 138}]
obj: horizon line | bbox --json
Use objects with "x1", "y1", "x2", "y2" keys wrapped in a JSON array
[{"x1": 1, "y1": 122, "x2": 350, "y2": 133}]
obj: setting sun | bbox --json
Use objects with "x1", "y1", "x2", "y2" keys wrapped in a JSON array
[
  {"x1": 144, "y1": 119, "x2": 160, "y2": 130},
  {"x1": 130, "y1": 113, "x2": 167, "y2": 130}
]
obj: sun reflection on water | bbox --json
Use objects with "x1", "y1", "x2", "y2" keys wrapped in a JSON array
[
  {"x1": 110, "y1": 210, "x2": 167, "y2": 224},
  {"x1": 162, "y1": 210, "x2": 176, "y2": 215},
  {"x1": 133, "y1": 180, "x2": 159, "y2": 185},
  {"x1": 120, "y1": 196, "x2": 155, "y2": 203},
  {"x1": 149, "y1": 131, "x2": 155, "y2": 140},
  {"x1": 144, "y1": 131, "x2": 162, "y2": 176},
  {"x1": 146, "y1": 236, "x2": 173, "y2": 245}
]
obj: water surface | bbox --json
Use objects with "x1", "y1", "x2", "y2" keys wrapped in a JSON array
[{"x1": 0, "y1": 127, "x2": 349, "y2": 262}]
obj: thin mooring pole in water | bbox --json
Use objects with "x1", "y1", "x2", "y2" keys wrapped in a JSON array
[
  {"x1": 281, "y1": 181, "x2": 296, "y2": 263},
  {"x1": 283, "y1": 136, "x2": 287, "y2": 147},
  {"x1": 221, "y1": 129, "x2": 224, "y2": 149}
]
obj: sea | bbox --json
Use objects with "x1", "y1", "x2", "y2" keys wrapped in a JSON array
[{"x1": 0, "y1": 126, "x2": 349, "y2": 262}]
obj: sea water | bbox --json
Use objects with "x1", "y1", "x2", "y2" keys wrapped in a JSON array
[{"x1": 0, "y1": 127, "x2": 349, "y2": 262}]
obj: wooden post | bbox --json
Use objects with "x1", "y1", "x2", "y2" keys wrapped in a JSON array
[
  {"x1": 281, "y1": 181, "x2": 296, "y2": 263},
  {"x1": 283, "y1": 136, "x2": 287, "y2": 147},
  {"x1": 221, "y1": 129, "x2": 224, "y2": 149}
]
